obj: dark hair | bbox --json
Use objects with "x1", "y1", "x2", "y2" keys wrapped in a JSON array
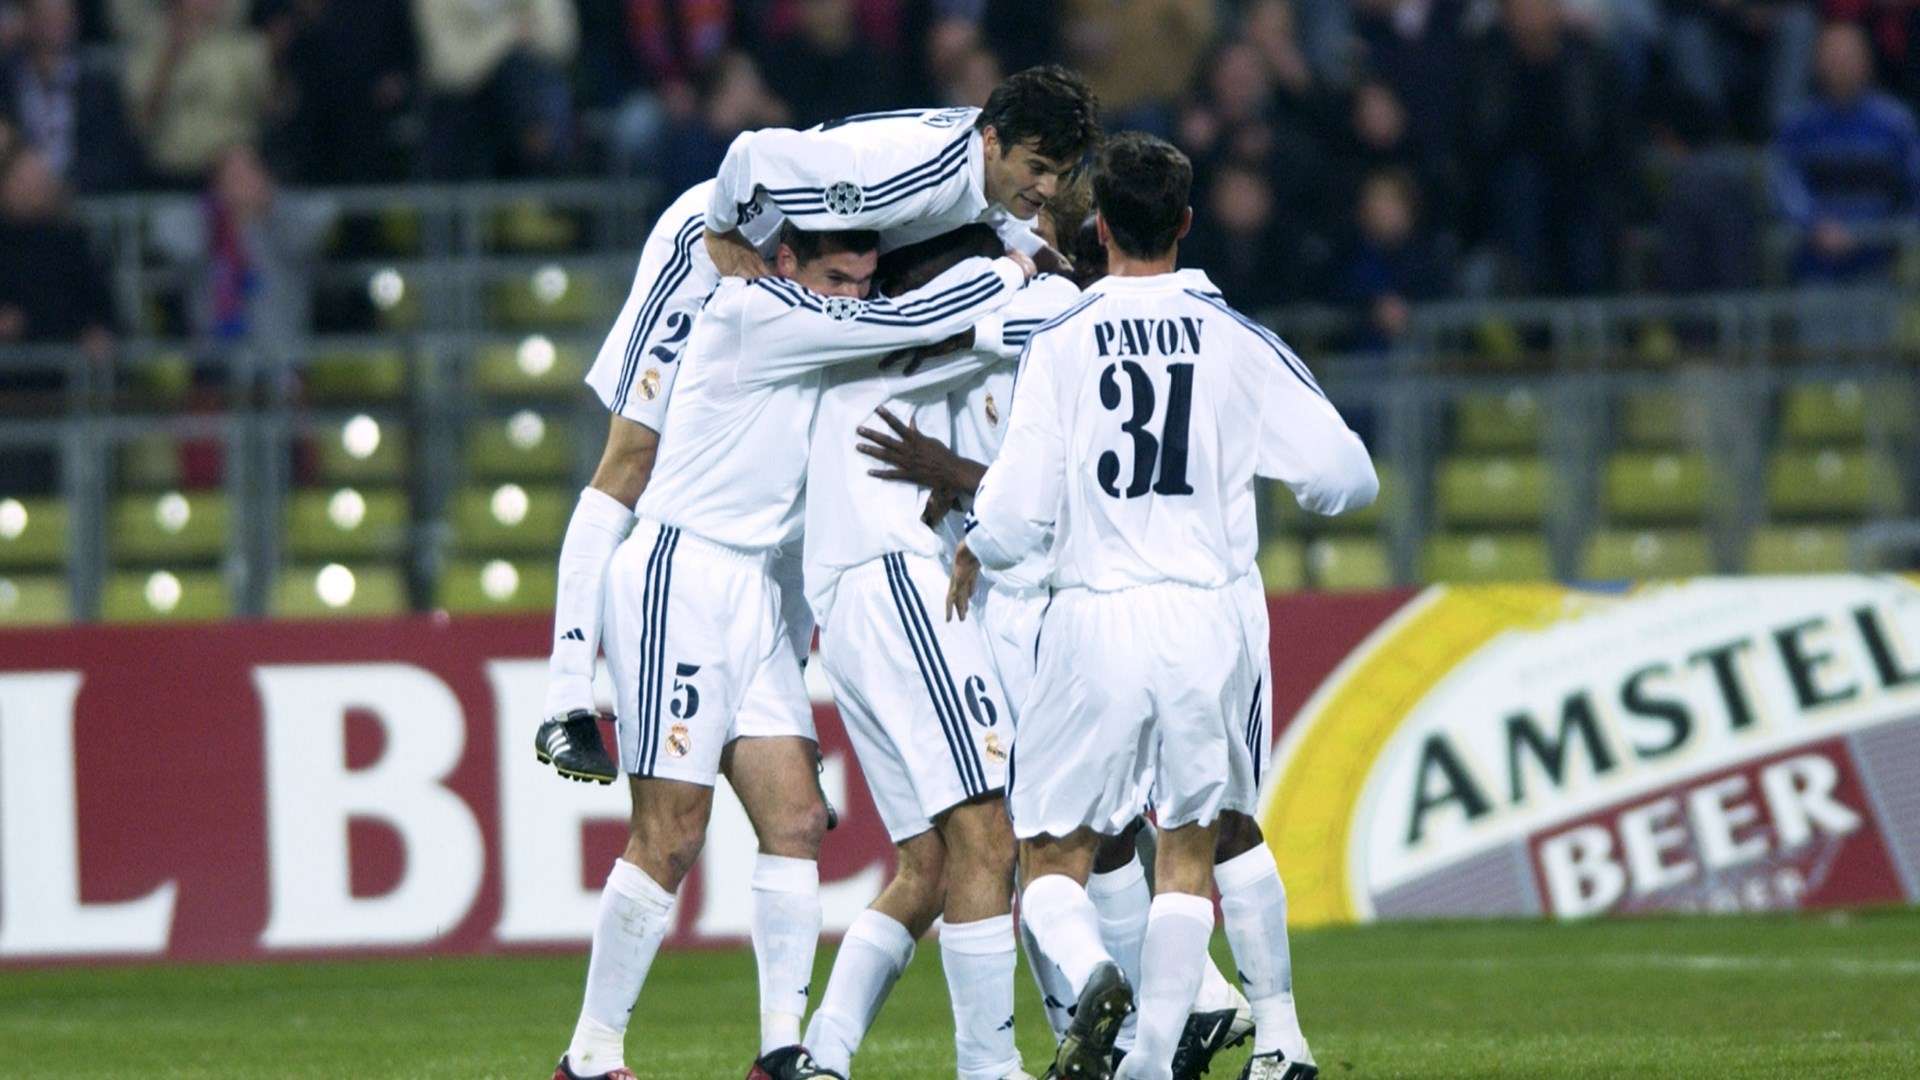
[
  {"x1": 1068, "y1": 214, "x2": 1107, "y2": 289},
  {"x1": 778, "y1": 222, "x2": 880, "y2": 265},
  {"x1": 976, "y1": 65, "x2": 1102, "y2": 165},
  {"x1": 1091, "y1": 132, "x2": 1192, "y2": 258},
  {"x1": 876, "y1": 224, "x2": 1002, "y2": 295}
]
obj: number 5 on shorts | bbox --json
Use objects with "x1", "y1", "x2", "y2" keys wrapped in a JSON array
[{"x1": 671, "y1": 662, "x2": 701, "y2": 719}]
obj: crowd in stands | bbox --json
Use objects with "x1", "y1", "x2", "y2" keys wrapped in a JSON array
[{"x1": 2, "y1": 0, "x2": 1919, "y2": 363}]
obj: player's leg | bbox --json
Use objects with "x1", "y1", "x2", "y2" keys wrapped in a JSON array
[
  {"x1": 1214, "y1": 812, "x2": 1314, "y2": 1079},
  {"x1": 935, "y1": 794, "x2": 1022, "y2": 1080},
  {"x1": 1115, "y1": 822, "x2": 1217, "y2": 1080},
  {"x1": 723, "y1": 734, "x2": 830, "y2": 1064},
  {"x1": 804, "y1": 830, "x2": 946, "y2": 1077},
  {"x1": 1021, "y1": 828, "x2": 1130, "y2": 1079},
  {"x1": 1088, "y1": 818, "x2": 1151, "y2": 1057}
]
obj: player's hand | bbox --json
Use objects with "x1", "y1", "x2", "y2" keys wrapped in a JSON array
[
  {"x1": 1031, "y1": 244, "x2": 1072, "y2": 277},
  {"x1": 1004, "y1": 249, "x2": 1038, "y2": 282},
  {"x1": 859, "y1": 407, "x2": 951, "y2": 486},
  {"x1": 879, "y1": 329, "x2": 973, "y2": 376},
  {"x1": 705, "y1": 227, "x2": 771, "y2": 279},
  {"x1": 921, "y1": 487, "x2": 959, "y2": 529},
  {"x1": 946, "y1": 544, "x2": 981, "y2": 622}
]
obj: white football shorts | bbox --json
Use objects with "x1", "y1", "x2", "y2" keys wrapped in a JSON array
[
  {"x1": 976, "y1": 581, "x2": 1049, "y2": 724},
  {"x1": 1009, "y1": 581, "x2": 1259, "y2": 840},
  {"x1": 603, "y1": 519, "x2": 815, "y2": 786},
  {"x1": 821, "y1": 553, "x2": 1011, "y2": 843}
]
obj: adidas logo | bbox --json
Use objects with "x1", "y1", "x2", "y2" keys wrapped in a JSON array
[{"x1": 561, "y1": 627, "x2": 586, "y2": 642}]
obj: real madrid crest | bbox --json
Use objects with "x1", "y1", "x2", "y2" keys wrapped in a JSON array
[
  {"x1": 824, "y1": 181, "x2": 865, "y2": 216},
  {"x1": 639, "y1": 367, "x2": 662, "y2": 400},
  {"x1": 984, "y1": 732, "x2": 1006, "y2": 763},
  {"x1": 824, "y1": 296, "x2": 864, "y2": 322},
  {"x1": 984, "y1": 391, "x2": 999, "y2": 426},
  {"x1": 667, "y1": 722, "x2": 691, "y2": 758}
]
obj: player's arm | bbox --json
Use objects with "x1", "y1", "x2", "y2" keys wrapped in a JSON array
[
  {"x1": 740, "y1": 255, "x2": 1030, "y2": 378},
  {"x1": 1252, "y1": 329, "x2": 1378, "y2": 515},
  {"x1": 966, "y1": 344, "x2": 1066, "y2": 571}
]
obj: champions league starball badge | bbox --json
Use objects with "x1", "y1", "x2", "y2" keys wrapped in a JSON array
[
  {"x1": 824, "y1": 296, "x2": 864, "y2": 322},
  {"x1": 824, "y1": 181, "x2": 865, "y2": 216}
]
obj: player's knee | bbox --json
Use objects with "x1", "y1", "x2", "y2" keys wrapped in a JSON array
[
  {"x1": 893, "y1": 833, "x2": 948, "y2": 915},
  {"x1": 627, "y1": 818, "x2": 707, "y2": 888},
  {"x1": 941, "y1": 798, "x2": 1014, "y2": 872},
  {"x1": 1092, "y1": 818, "x2": 1143, "y2": 874},
  {"x1": 758, "y1": 793, "x2": 828, "y2": 859},
  {"x1": 1214, "y1": 811, "x2": 1265, "y2": 863}
]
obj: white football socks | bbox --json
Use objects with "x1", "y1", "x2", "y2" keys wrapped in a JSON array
[
  {"x1": 804, "y1": 909, "x2": 916, "y2": 1076},
  {"x1": 1019, "y1": 874, "x2": 1114, "y2": 995},
  {"x1": 751, "y1": 854, "x2": 821, "y2": 1056},
  {"x1": 567, "y1": 859, "x2": 675, "y2": 1074},
  {"x1": 1088, "y1": 855, "x2": 1151, "y2": 1050},
  {"x1": 545, "y1": 487, "x2": 635, "y2": 719},
  {"x1": 1116, "y1": 893, "x2": 1213, "y2": 1080},
  {"x1": 1020, "y1": 913, "x2": 1076, "y2": 1039},
  {"x1": 1217, "y1": 845, "x2": 1311, "y2": 1063},
  {"x1": 940, "y1": 914, "x2": 1021, "y2": 1080}
]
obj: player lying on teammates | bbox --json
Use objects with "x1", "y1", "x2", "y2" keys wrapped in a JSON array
[
  {"x1": 855, "y1": 199, "x2": 1261, "y2": 1080},
  {"x1": 551, "y1": 223, "x2": 1039, "y2": 1080},
  {"x1": 793, "y1": 223, "x2": 1080, "y2": 1080},
  {"x1": 536, "y1": 66, "x2": 1100, "y2": 787},
  {"x1": 962, "y1": 133, "x2": 1375, "y2": 1080}
]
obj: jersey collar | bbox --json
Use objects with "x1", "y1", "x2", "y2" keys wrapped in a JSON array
[{"x1": 1086, "y1": 267, "x2": 1218, "y2": 294}]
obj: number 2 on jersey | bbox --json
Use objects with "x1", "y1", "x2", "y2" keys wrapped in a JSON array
[{"x1": 1097, "y1": 360, "x2": 1195, "y2": 498}]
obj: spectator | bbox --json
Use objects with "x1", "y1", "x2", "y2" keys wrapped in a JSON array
[
  {"x1": 150, "y1": 144, "x2": 337, "y2": 366},
  {"x1": 1347, "y1": 0, "x2": 1469, "y2": 171},
  {"x1": 754, "y1": 0, "x2": 898, "y2": 127},
  {"x1": 655, "y1": 50, "x2": 787, "y2": 194},
  {"x1": 939, "y1": 44, "x2": 1000, "y2": 109},
  {"x1": 1064, "y1": 0, "x2": 1214, "y2": 134},
  {"x1": 122, "y1": 0, "x2": 272, "y2": 185},
  {"x1": 0, "y1": 0, "x2": 138, "y2": 193},
  {"x1": 1178, "y1": 39, "x2": 1333, "y2": 238},
  {"x1": 1771, "y1": 20, "x2": 1920, "y2": 282},
  {"x1": 1466, "y1": 0, "x2": 1625, "y2": 294},
  {"x1": 1339, "y1": 168, "x2": 1449, "y2": 351},
  {"x1": 0, "y1": 147, "x2": 115, "y2": 361},
  {"x1": 1666, "y1": 0, "x2": 1819, "y2": 139},
  {"x1": 1182, "y1": 159, "x2": 1315, "y2": 310},
  {"x1": 414, "y1": 0, "x2": 577, "y2": 179},
  {"x1": 259, "y1": 0, "x2": 417, "y2": 184},
  {"x1": 1656, "y1": 90, "x2": 1759, "y2": 293},
  {"x1": 604, "y1": 0, "x2": 735, "y2": 178},
  {"x1": 1336, "y1": 76, "x2": 1461, "y2": 242}
]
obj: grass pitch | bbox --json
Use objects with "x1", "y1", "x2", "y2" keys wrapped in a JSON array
[{"x1": 5, "y1": 909, "x2": 1918, "y2": 1078}]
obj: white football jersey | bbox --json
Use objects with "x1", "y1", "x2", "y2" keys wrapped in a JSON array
[
  {"x1": 803, "y1": 274, "x2": 1082, "y2": 623},
  {"x1": 705, "y1": 108, "x2": 1045, "y2": 257},
  {"x1": 967, "y1": 268, "x2": 1377, "y2": 591},
  {"x1": 634, "y1": 255, "x2": 1026, "y2": 552}
]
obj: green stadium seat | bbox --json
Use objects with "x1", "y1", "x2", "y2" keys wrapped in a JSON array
[
  {"x1": 1745, "y1": 526, "x2": 1852, "y2": 574},
  {"x1": 488, "y1": 266, "x2": 604, "y2": 328},
  {"x1": 0, "y1": 496, "x2": 67, "y2": 569},
  {"x1": 0, "y1": 573, "x2": 71, "y2": 625},
  {"x1": 1580, "y1": 529, "x2": 1714, "y2": 580},
  {"x1": 1618, "y1": 391, "x2": 1687, "y2": 447},
  {"x1": 378, "y1": 207, "x2": 421, "y2": 255},
  {"x1": 313, "y1": 415, "x2": 408, "y2": 486},
  {"x1": 118, "y1": 352, "x2": 192, "y2": 411},
  {"x1": 117, "y1": 433, "x2": 185, "y2": 491},
  {"x1": 1435, "y1": 455, "x2": 1549, "y2": 527},
  {"x1": 305, "y1": 347, "x2": 407, "y2": 405},
  {"x1": 436, "y1": 558, "x2": 558, "y2": 614},
  {"x1": 111, "y1": 491, "x2": 229, "y2": 564},
  {"x1": 282, "y1": 487, "x2": 410, "y2": 560},
  {"x1": 1765, "y1": 449, "x2": 1906, "y2": 519},
  {"x1": 1307, "y1": 536, "x2": 1393, "y2": 591},
  {"x1": 271, "y1": 563, "x2": 408, "y2": 618},
  {"x1": 1602, "y1": 451, "x2": 1715, "y2": 523},
  {"x1": 100, "y1": 568, "x2": 230, "y2": 622},
  {"x1": 490, "y1": 200, "x2": 579, "y2": 253},
  {"x1": 1779, "y1": 380, "x2": 1915, "y2": 445},
  {"x1": 1254, "y1": 538, "x2": 1306, "y2": 592},
  {"x1": 464, "y1": 411, "x2": 575, "y2": 482},
  {"x1": 1454, "y1": 390, "x2": 1542, "y2": 451},
  {"x1": 450, "y1": 483, "x2": 571, "y2": 555},
  {"x1": 474, "y1": 337, "x2": 589, "y2": 399},
  {"x1": 1421, "y1": 532, "x2": 1552, "y2": 583}
]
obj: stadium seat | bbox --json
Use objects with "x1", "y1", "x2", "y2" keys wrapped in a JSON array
[
  {"x1": 490, "y1": 200, "x2": 579, "y2": 253},
  {"x1": 473, "y1": 337, "x2": 589, "y2": 399},
  {"x1": 1434, "y1": 455, "x2": 1549, "y2": 527},
  {"x1": 282, "y1": 487, "x2": 410, "y2": 560},
  {"x1": 0, "y1": 496, "x2": 67, "y2": 569},
  {"x1": 377, "y1": 206, "x2": 421, "y2": 254},
  {"x1": 313, "y1": 416, "x2": 409, "y2": 486},
  {"x1": 464, "y1": 411, "x2": 575, "y2": 482},
  {"x1": 1307, "y1": 536, "x2": 1393, "y2": 590},
  {"x1": 100, "y1": 568, "x2": 230, "y2": 622},
  {"x1": 0, "y1": 573, "x2": 70, "y2": 625},
  {"x1": 1419, "y1": 532, "x2": 1552, "y2": 583},
  {"x1": 1601, "y1": 451, "x2": 1715, "y2": 523},
  {"x1": 117, "y1": 433, "x2": 185, "y2": 491},
  {"x1": 271, "y1": 563, "x2": 408, "y2": 618},
  {"x1": 1579, "y1": 529, "x2": 1714, "y2": 580},
  {"x1": 1618, "y1": 391, "x2": 1687, "y2": 447},
  {"x1": 1745, "y1": 525, "x2": 1852, "y2": 574},
  {"x1": 111, "y1": 491, "x2": 229, "y2": 564},
  {"x1": 118, "y1": 352, "x2": 192, "y2": 411},
  {"x1": 1779, "y1": 380, "x2": 1915, "y2": 445},
  {"x1": 436, "y1": 558, "x2": 559, "y2": 614},
  {"x1": 1255, "y1": 538, "x2": 1306, "y2": 592},
  {"x1": 1454, "y1": 389, "x2": 1542, "y2": 451},
  {"x1": 450, "y1": 483, "x2": 571, "y2": 555},
  {"x1": 487, "y1": 266, "x2": 604, "y2": 329},
  {"x1": 1765, "y1": 449, "x2": 1906, "y2": 519},
  {"x1": 305, "y1": 348, "x2": 407, "y2": 405}
]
